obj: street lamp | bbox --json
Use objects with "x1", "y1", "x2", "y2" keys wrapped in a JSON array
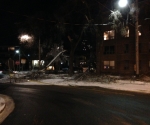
[
  {"x1": 118, "y1": 0, "x2": 139, "y2": 77},
  {"x1": 19, "y1": 34, "x2": 33, "y2": 42},
  {"x1": 18, "y1": 34, "x2": 34, "y2": 70},
  {"x1": 18, "y1": 34, "x2": 34, "y2": 48},
  {"x1": 118, "y1": 0, "x2": 128, "y2": 8},
  {"x1": 15, "y1": 49, "x2": 20, "y2": 71},
  {"x1": 18, "y1": 34, "x2": 41, "y2": 70}
]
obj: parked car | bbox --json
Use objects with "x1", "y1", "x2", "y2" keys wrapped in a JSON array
[
  {"x1": 45, "y1": 70, "x2": 55, "y2": 74},
  {"x1": 73, "y1": 67, "x2": 83, "y2": 73},
  {"x1": 62, "y1": 67, "x2": 83, "y2": 73},
  {"x1": 62, "y1": 67, "x2": 69, "y2": 73},
  {"x1": 89, "y1": 62, "x2": 96, "y2": 73}
]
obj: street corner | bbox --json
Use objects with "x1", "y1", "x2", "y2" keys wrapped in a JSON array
[
  {"x1": 0, "y1": 97, "x2": 5, "y2": 113},
  {"x1": 0, "y1": 94, "x2": 15, "y2": 124}
]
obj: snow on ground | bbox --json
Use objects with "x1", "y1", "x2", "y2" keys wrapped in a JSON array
[{"x1": 0, "y1": 73, "x2": 150, "y2": 93}]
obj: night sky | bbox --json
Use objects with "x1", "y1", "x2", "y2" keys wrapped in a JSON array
[
  {"x1": 0, "y1": 0, "x2": 148, "y2": 46},
  {"x1": 0, "y1": 0, "x2": 59, "y2": 45},
  {"x1": 0, "y1": 0, "x2": 109, "y2": 46}
]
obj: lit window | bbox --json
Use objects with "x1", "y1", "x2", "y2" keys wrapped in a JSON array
[
  {"x1": 125, "y1": 30, "x2": 129, "y2": 37},
  {"x1": 8, "y1": 47, "x2": 15, "y2": 51},
  {"x1": 32, "y1": 60, "x2": 38, "y2": 67},
  {"x1": 104, "y1": 30, "x2": 115, "y2": 40},
  {"x1": 138, "y1": 31, "x2": 141, "y2": 36},
  {"x1": 47, "y1": 66, "x2": 54, "y2": 70},
  {"x1": 32, "y1": 60, "x2": 44, "y2": 67},
  {"x1": 138, "y1": 26, "x2": 141, "y2": 36},
  {"x1": 104, "y1": 61, "x2": 115, "y2": 69}
]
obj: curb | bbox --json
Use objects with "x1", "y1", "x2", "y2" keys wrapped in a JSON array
[
  {"x1": 0, "y1": 97, "x2": 6, "y2": 113},
  {"x1": 0, "y1": 94, "x2": 15, "y2": 124}
]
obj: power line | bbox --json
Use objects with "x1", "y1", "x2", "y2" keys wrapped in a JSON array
[{"x1": 0, "y1": 0, "x2": 111, "y2": 25}]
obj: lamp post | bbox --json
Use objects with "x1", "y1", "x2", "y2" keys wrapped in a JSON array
[
  {"x1": 118, "y1": 0, "x2": 139, "y2": 77},
  {"x1": 15, "y1": 49, "x2": 20, "y2": 71},
  {"x1": 39, "y1": 38, "x2": 41, "y2": 70},
  {"x1": 135, "y1": 0, "x2": 139, "y2": 77},
  {"x1": 19, "y1": 34, "x2": 33, "y2": 70},
  {"x1": 19, "y1": 34, "x2": 41, "y2": 70}
]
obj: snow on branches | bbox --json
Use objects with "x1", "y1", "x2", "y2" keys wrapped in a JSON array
[{"x1": 109, "y1": 10, "x2": 128, "y2": 36}]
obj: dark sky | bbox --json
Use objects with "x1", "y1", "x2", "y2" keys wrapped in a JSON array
[
  {"x1": 0, "y1": 0, "x2": 63, "y2": 45},
  {"x1": 0, "y1": 0, "x2": 148, "y2": 46},
  {"x1": 0, "y1": 0, "x2": 93, "y2": 44},
  {"x1": 0, "y1": 0, "x2": 100, "y2": 46}
]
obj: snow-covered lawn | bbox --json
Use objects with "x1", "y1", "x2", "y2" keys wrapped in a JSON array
[{"x1": 1, "y1": 73, "x2": 150, "y2": 93}]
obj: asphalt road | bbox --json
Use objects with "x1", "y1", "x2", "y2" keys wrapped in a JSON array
[{"x1": 0, "y1": 84, "x2": 150, "y2": 125}]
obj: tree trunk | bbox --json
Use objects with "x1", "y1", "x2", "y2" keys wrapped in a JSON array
[
  {"x1": 68, "y1": 29, "x2": 84, "y2": 76},
  {"x1": 96, "y1": 28, "x2": 103, "y2": 74},
  {"x1": 96, "y1": 33, "x2": 100, "y2": 74},
  {"x1": 54, "y1": 61, "x2": 60, "y2": 74},
  {"x1": 69, "y1": 48, "x2": 74, "y2": 76}
]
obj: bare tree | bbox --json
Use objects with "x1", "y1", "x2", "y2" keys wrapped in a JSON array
[{"x1": 45, "y1": 44, "x2": 66, "y2": 72}]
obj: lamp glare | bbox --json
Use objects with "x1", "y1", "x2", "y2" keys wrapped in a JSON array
[{"x1": 118, "y1": 0, "x2": 128, "y2": 7}]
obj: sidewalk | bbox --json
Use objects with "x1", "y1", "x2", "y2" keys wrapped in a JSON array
[
  {"x1": 0, "y1": 94, "x2": 15, "y2": 124},
  {"x1": 0, "y1": 97, "x2": 5, "y2": 113}
]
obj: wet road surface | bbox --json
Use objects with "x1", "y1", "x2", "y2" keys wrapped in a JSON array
[{"x1": 1, "y1": 84, "x2": 150, "y2": 125}]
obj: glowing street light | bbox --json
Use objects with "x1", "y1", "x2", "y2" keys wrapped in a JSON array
[
  {"x1": 20, "y1": 35, "x2": 31, "y2": 41},
  {"x1": 15, "y1": 50, "x2": 19, "y2": 54},
  {"x1": 118, "y1": 0, "x2": 139, "y2": 77},
  {"x1": 18, "y1": 34, "x2": 34, "y2": 48},
  {"x1": 118, "y1": 0, "x2": 128, "y2": 8},
  {"x1": 19, "y1": 34, "x2": 33, "y2": 42}
]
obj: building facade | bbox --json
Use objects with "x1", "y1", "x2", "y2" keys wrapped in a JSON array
[{"x1": 97, "y1": 19, "x2": 150, "y2": 75}]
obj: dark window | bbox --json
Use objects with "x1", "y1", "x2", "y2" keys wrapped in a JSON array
[
  {"x1": 104, "y1": 46, "x2": 115, "y2": 54},
  {"x1": 110, "y1": 46, "x2": 115, "y2": 54},
  {"x1": 104, "y1": 46, "x2": 109, "y2": 54},
  {"x1": 149, "y1": 42, "x2": 150, "y2": 52},
  {"x1": 124, "y1": 44, "x2": 129, "y2": 53},
  {"x1": 124, "y1": 60, "x2": 129, "y2": 70}
]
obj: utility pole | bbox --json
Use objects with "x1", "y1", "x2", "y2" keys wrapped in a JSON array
[
  {"x1": 39, "y1": 37, "x2": 41, "y2": 70},
  {"x1": 135, "y1": 0, "x2": 139, "y2": 77},
  {"x1": 19, "y1": 47, "x2": 21, "y2": 72}
]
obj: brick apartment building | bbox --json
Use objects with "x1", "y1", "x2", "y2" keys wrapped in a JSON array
[{"x1": 96, "y1": 19, "x2": 150, "y2": 75}]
